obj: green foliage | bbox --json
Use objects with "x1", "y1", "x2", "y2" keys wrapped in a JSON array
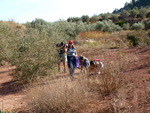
[
  {"x1": 96, "y1": 22, "x2": 104, "y2": 31},
  {"x1": 130, "y1": 9, "x2": 139, "y2": 18},
  {"x1": 0, "y1": 110, "x2": 3, "y2": 113},
  {"x1": 126, "y1": 30, "x2": 149, "y2": 47},
  {"x1": 30, "y1": 18, "x2": 47, "y2": 29},
  {"x1": 111, "y1": 14, "x2": 118, "y2": 21},
  {"x1": 0, "y1": 18, "x2": 124, "y2": 82},
  {"x1": 81, "y1": 15, "x2": 90, "y2": 23},
  {"x1": 100, "y1": 14, "x2": 108, "y2": 20},
  {"x1": 145, "y1": 21, "x2": 150, "y2": 30},
  {"x1": 116, "y1": 20, "x2": 126, "y2": 27},
  {"x1": 127, "y1": 35, "x2": 139, "y2": 47},
  {"x1": 67, "y1": 17, "x2": 81, "y2": 22},
  {"x1": 123, "y1": 23, "x2": 130, "y2": 30},
  {"x1": 120, "y1": 10, "x2": 129, "y2": 19},
  {"x1": 139, "y1": 7, "x2": 148, "y2": 18},
  {"x1": 114, "y1": 0, "x2": 150, "y2": 13},
  {"x1": 131, "y1": 22, "x2": 145, "y2": 30},
  {"x1": 96, "y1": 20, "x2": 122, "y2": 33},
  {"x1": 89, "y1": 16, "x2": 98, "y2": 23}
]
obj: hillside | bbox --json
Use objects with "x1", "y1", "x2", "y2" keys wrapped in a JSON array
[
  {"x1": 113, "y1": 0, "x2": 150, "y2": 13},
  {"x1": 1, "y1": 45, "x2": 150, "y2": 113}
]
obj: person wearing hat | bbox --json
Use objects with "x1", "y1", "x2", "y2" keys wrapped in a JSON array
[
  {"x1": 56, "y1": 42, "x2": 68, "y2": 73},
  {"x1": 64, "y1": 40, "x2": 77, "y2": 80},
  {"x1": 79, "y1": 55, "x2": 90, "y2": 72}
]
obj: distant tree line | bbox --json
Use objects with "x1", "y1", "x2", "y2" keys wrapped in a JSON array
[{"x1": 113, "y1": 0, "x2": 150, "y2": 13}]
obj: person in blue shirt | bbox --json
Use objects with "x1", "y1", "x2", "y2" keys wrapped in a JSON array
[
  {"x1": 64, "y1": 40, "x2": 77, "y2": 80},
  {"x1": 79, "y1": 55, "x2": 90, "y2": 72}
]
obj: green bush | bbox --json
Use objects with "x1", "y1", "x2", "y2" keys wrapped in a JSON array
[
  {"x1": 145, "y1": 21, "x2": 150, "y2": 30},
  {"x1": 139, "y1": 8, "x2": 148, "y2": 18},
  {"x1": 96, "y1": 20, "x2": 122, "y2": 33},
  {"x1": 127, "y1": 35, "x2": 139, "y2": 47},
  {"x1": 111, "y1": 14, "x2": 118, "y2": 21},
  {"x1": 120, "y1": 10, "x2": 129, "y2": 19},
  {"x1": 123, "y1": 23, "x2": 130, "y2": 30},
  {"x1": 101, "y1": 14, "x2": 109, "y2": 20},
  {"x1": 131, "y1": 22, "x2": 145, "y2": 31},
  {"x1": 116, "y1": 20, "x2": 126, "y2": 27},
  {"x1": 96, "y1": 22, "x2": 104, "y2": 31},
  {"x1": 130, "y1": 9, "x2": 138, "y2": 18}
]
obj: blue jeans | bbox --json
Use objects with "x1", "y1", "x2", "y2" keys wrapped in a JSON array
[{"x1": 67, "y1": 56, "x2": 76, "y2": 76}]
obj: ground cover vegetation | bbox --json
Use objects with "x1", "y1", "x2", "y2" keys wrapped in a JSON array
[{"x1": 1, "y1": 0, "x2": 150, "y2": 112}]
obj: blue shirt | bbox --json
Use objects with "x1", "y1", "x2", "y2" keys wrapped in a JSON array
[{"x1": 67, "y1": 48, "x2": 76, "y2": 58}]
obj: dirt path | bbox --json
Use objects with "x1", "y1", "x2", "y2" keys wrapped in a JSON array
[
  {"x1": 0, "y1": 66, "x2": 27, "y2": 112},
  {"x1": 0, "y1": 65, "x2": 81, "y2": 112},
  {"x1": 0, "y1": 47, "x2": 150, "y2": 113}
]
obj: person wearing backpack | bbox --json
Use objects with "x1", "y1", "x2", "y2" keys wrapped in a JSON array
[
  {"x1": 56, "y1": 42, "x2": 67, "y2": 73},
  {"x1": 64, "y1": 40, "x2": 77, "y2": 80},
  {"x1": 79, "y1": 55, "x2": 90, "y2": 72},
  {"x1": 89, "y1": 59, "x2": 104, "y2": 75}
]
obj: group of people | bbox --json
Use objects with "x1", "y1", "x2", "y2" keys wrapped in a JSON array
[{"x1": 56, "y1": 40, "x2": 103, "y2": 79}]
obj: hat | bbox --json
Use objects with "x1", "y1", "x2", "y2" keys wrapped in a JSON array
[{"x1": 68, "y1": 40, "x2": 73, "y2": 44}]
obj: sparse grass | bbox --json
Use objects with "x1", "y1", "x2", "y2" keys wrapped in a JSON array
[
  {"x1": 28, "y1": 77, "x2": 91, "y2": 113},
  {"x1": 86, "y1": 74, "x2": 120, "y2": 96},
  {"x1": 86, "y1": 54, "x2": 129, "y2": 96},
  {"x1": 76, "y1": 31, "x2": 109, "y2": 40},
  {"x1": 143, "y1": 80, "x2": 150, "y2": 104}
]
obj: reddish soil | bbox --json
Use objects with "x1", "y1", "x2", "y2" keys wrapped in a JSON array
[
  {"x1": 0, "y1": 46, "x2": 150, "y2": 113},
  {"x1": 0, "y1": 66, "x2": 27, "y2": 112}
]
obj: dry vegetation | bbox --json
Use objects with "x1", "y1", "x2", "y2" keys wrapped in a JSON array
[
  {"x1": 27, "y1": 51, "x2": 130, "y2": 113},
  {"x1": 0, "y1": 19, "x2": 150, "y2": 113}
]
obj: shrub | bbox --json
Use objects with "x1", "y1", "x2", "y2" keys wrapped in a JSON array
[
  {"x1": 126, "y1": 35, "x2": 139, "y2": 47},
  {"x1": 96, "y1": 22, "x2": 104, "y2": 31},
  {"x1": 10, "y1": 31, "x2": 57, "y2": 81},
  {"x1": 139, "y1": 8, "x2": 148, "y2": 18},
  {"x1": 123, "y1": 23, "x2": 130, "y2": 30},
  {"x1": 81, "y1": 15, "x2": 90, "y2": 23},
  {"x1": 145, "y1": 21, "x2": 150, "y2": 30},
  {"x1": 120, "y1": 10, "x2": 129, "y2": 19},
  {"x1": 87, "y1": 56, "x2": 128, "y2": 96},
  {"x1": 101, "y1": 14, "x2": 109, "y2": 20},
  {"x1": 111, "y1": 14, "x2": 118, "y2": 21},
  {"x1": 28, "y1": 77, "x2": 90, "y2": 113},
  {"x1": 103, "y1": 20, "x2": 122, "y2": 33},
  {"x1": 116, "y1": 20, "x2": 126, "y2": 27},
  {"x1": 130, "y1": 9, "x2": 138, "y2": 18},
  {"x1": 95, "y1": 20, "x2": 122, "y2": 33},
  {"x1": 131, "y1": 22, "x2": 145, "y2": 31}
]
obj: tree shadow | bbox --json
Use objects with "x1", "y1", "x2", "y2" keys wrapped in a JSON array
[{"x1": 0, "y1": 80, "x2": 26, "y2": 96}]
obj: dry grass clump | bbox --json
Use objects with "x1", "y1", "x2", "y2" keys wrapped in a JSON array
[
  {"x1": 76, "y1": 31, "x2": 109, "y2": 40},
  {"x1": 27, "y1": 77, "x2": 90, "y2": 113},
  {"x1": 86, "y1": 55, "x2": 129, "y2": 96},
  {"x1": 86, "y1": 72, "x2": 120, "y2": 96}
]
